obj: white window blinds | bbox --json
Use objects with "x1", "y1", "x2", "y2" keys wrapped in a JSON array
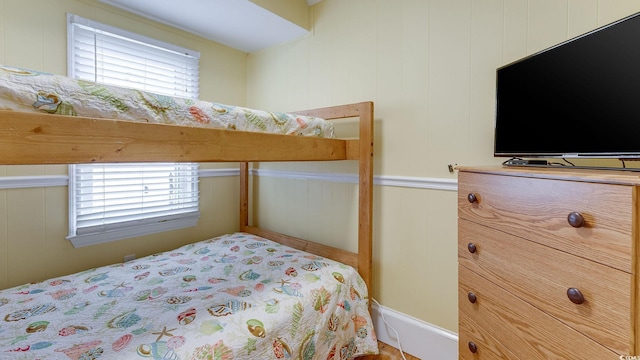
[
  {"x1": 68, "y1": 14, "x2": 200, "y2": 98},
  {"x1": 70, "y1": 163, "x2": 199, "y2": 237},
  {"x1": 67, "y1": 14, "x2": 201, "y2": 247}
]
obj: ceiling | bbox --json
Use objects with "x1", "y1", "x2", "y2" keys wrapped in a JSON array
[{"x1": 99, "y1": 0, "x2": 320, "y2": 53}]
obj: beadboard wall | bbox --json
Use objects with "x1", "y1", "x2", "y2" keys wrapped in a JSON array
[{"x1": 246, "y1": 0, "x2": 640, "y2": 336}]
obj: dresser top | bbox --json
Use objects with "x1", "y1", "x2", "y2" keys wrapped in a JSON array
[{"x1": 458, "y1": 166, "x2": 640, "y2": 186}]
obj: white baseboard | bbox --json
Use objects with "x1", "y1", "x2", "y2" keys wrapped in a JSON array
[{"x1": 371, "y1": 301, "x2": 458, "y2": 360}]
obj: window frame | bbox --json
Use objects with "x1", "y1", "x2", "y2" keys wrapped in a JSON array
[{"x1": 66, "y1": 14, "x2": 201, "y2": 247}]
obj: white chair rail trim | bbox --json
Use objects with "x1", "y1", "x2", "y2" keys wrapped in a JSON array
[
  {"x1": 0, "y1": 175, "x2": 69, "y2": 189},
  {"x1": 0, "y1": 168, "x2": 458, "y2": 191},
  {"x1": 0, "y1": 169, "x2": 239, "y2": 189},
  {"x1": 251, "y1": 168, "x2": 458, "y2": 191}
]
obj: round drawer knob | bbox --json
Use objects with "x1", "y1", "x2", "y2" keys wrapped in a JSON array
[
  {"x1": 467, "y1": 193, "x2": 478, "y2": 203},
  {"x1": 467, "y1": 243, "x2": 477, "y2": 254},
  {"x1": 468, "y1": 341, "x2": 478, "y2": 353},
  {"x1": 567, "y1": 212, "x2": 585, "y2": 228},
  {"x1": 567, "y1": 288, "x2": 585, "y2": 304},
  {"x1": 468, "y1": 292, "x2": 477, "y2": 303}
]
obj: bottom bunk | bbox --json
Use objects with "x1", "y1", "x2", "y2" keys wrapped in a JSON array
[{"x1": 0, "y1": 232, "x2": 377, "y2": 360}]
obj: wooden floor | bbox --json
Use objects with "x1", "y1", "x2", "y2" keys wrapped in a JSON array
[{"x1": 359, "y1": 341, "x2": 421, "y2": 360}]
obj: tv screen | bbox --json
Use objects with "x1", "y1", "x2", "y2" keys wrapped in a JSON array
[{"x1": 494, "y1": 12, "x2": 640, "y2": 158}]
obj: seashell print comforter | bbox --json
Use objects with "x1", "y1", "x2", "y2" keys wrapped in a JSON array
[
  {"x1": 0, "y1": 65, "x2": 335, "y2": 138},
  {"x1": 0, "y1": 233, "x2": 377, "y2": 359}
]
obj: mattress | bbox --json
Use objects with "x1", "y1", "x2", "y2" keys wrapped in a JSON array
[
  {"x1": 0, "y1": 233, "x2": 377, "y2": 359},
  {"x1": 0, "y1": 65, "x2": 335, "y2": 138}
]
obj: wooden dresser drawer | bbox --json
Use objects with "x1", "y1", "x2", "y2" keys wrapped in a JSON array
[
  {"x1": 459, "y1": 266, "x2": 618, "y2": 359},
  {"x1": 459, "y1": 218, "x2": 631, "y2": 354},
  {"x1": 458, "y1": 313, "x2": 518, "y2": 360},
  {"x1": 458, "y1": 171, "x2": 632, "y2": 272}
]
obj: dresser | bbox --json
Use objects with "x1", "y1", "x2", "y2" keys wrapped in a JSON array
[{"x1": 457, "y1": 166, "x2": 640, "y2": 359}]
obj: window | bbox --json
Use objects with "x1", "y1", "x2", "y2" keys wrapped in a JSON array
[
  {"x1": 67, "y1": 14, "x2": 199, "y2": 97},
  {"x1": 67, "y1": 14, "x2": 201, "y2": 247},
  {"x1": 68, "y1": 163, "x2": 199, "y2": 247}
]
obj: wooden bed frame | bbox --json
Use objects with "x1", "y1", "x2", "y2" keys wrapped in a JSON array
[{"x1": 0, "y1": 101, "x2": 374, "y2": 292}]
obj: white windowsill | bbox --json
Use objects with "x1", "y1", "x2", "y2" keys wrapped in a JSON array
[{"x1": 67, "y1": 213, "x2": 200, "y2": 248}]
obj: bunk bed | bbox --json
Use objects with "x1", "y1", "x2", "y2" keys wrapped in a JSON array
[{"x1": 0, "y1": 66, "x2": 376, "y2": 359}]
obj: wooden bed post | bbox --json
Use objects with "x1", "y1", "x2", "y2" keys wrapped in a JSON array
[
  {"x1": 240, "y1": 161, "x2": 250, "y2": 232},
  {"x1": 357, "y1": 102, "x2": 374, "y2": 295}
]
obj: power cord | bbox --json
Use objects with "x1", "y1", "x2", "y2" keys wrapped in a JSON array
[{"x1": 371, "y1": 298, "x2": 408, "y2": 360}]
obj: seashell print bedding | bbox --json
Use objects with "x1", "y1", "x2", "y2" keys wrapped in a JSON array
[
  {"x1": 0, "y1": 233, "x2": 377, "y2": 359},
  {"x1": 0, "y1": 65, "x2": 335, "y2": 138}
]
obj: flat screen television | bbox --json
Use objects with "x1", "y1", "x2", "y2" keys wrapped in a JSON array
[{"x1": 494, "y1": 12, "x2": 640, "y2": 159}]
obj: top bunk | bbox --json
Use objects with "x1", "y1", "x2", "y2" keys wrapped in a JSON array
[{"x1": 0, "y1": 65, "x2": 373, "y2": 165}]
